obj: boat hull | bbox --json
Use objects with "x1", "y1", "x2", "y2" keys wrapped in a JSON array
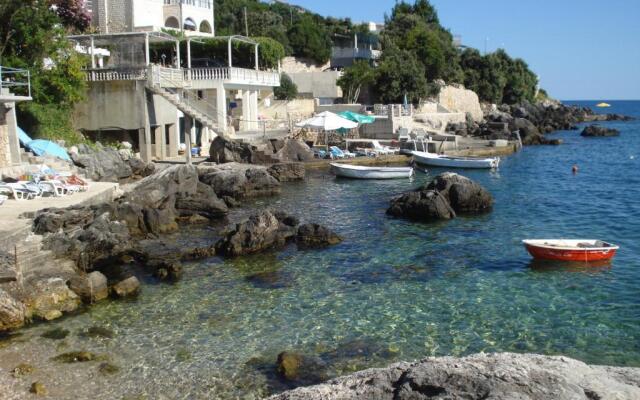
[
  {"x1": 523, "y1": 240, "x2": 618, "y2": 262},
  {"x1": 330, "y1": 163, "x2": 414, "y2": 179},
  {"x1": 412, "y1": 151, "x2": 499, "y2": 169}
]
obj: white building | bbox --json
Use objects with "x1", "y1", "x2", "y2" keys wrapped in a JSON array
[
  {"x1": 92, "y1": 0, "x2": 214, "y2": 35},
  {"x1": 71, "y1": 1, "x2": 281, "y2": 163}
]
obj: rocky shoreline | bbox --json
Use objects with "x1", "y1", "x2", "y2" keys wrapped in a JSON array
[
  {"x1": 0, "y1": 155, "x2": 341, "y2": 333},
  {"x1": 268, "y1": 352, "x2": 640, "y2": 400},
  {"x1": 447, "y1": 99, "x2": 634, "y2": 145}
]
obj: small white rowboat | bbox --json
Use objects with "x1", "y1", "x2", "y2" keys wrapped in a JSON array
[
  {"x1": 412, "y1": 151, "x2": 500, "y2": 169},
  {"x1": 330, "y1": 163, "x2": 414, "y2": 180}
]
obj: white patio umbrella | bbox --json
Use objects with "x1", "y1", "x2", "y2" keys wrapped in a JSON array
[
  {"x1": 296, "y1": 111, "x2": 358, "y2": 151},
  {"x1": 296, "y1": 111, "x2": 358, "y2": 130}
]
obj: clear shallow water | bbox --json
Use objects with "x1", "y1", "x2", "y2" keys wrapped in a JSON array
[{"x1": 1, "y1": 101, "x2": 639, "y2": 399}]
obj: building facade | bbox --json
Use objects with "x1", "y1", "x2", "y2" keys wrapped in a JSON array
[{"x1": 92, "y1": 0, "x2": 214, "y2": 35}]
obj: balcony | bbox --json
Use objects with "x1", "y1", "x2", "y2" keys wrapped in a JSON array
[
  {"x1": 83, "y1": 66, "x2": 280, "y2": 89},
  {"x1": 0, "y1": 66, "x2": 32, "y2": 102}
]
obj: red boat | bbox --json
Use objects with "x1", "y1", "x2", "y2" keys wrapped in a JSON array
[{"x1": 523, "y1": 239, "x2": 619, "y2": 262}]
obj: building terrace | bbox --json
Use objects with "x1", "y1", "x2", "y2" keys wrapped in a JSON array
[{"x1": 69, "y1": 31, "x2": 281, "y2": 163}]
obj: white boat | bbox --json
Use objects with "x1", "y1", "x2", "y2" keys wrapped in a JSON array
[
  {"x1": 412, "y1": 151, "x2": 500, "y2": 169},
  {"x1": 330, "y1": 163, "x2": 414, "y2": 179}
]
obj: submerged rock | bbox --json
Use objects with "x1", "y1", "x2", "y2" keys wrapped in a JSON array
[
  {"x1": 12, "y1": 363, "x2": 35, "y2": 377},
  {"x1": 0, "y1": 288, "x2": 25, "y2": 331},
  {"x1": 98, "y1": 362, "x2": 120, "y2": 375},
  {"x1": 267, "y1": 352, "x2": 640, "y2": 400},
  {"x1": 41, "y1": 327, "x2": 70, "y2": 340},
  {"x1": 296, "y1": 224, "x2": 342, "y2": 248},
  {"x1": 388, "y1": 173, "x2": 492, "y2": 222},
  {"x1": 81, "y1": 326, "x2": 115, "y2": 339},
  {"x1": 581, "y1": 124, "x2": 620, "y2": 137},
  {"x1": 276, "y1": 351, "x2": 328, "y2": 385},
  {"x1": 112, "y1": 276, "x2": 141, "y2": 298},
  {"x1": 245, "y1": 270, "x2": 293, "y2": 289},
  {"x1": 52, "y1": 350, "x2": 99, "y2": 363},
  {"x1": 30, "y1": 381, "x2": 47, "y2": 396}
]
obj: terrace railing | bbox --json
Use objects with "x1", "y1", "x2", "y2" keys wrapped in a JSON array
[
  {"x1": 84, "y1": 65, "x2": 280, "y2": 87},
  {"x1": 84, "y1": 68, "x2": 147, "y2": 82},
  {"x1": 0, "y1": 66, "x2": 31, "y2": 98}
]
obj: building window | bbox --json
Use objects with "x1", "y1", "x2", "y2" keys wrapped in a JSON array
[
  {"x1": 183, "y1": 18, "x2": 197, "y2": 31},
  {"x1": 199, "y1": 20, "x2": 212, "y2": 33},
  {"x1": 165, "y1": 17, "x2": 180, "y2": 29}
]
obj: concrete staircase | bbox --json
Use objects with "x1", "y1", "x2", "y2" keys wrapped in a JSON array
[
  {"x1": 19, "y1": 148, "x2": 84, "y2": 177},
  {"x1": 11, "y1": 235, "x2": 77, "y2": 285},
  {"x1": 148, "y1": 86, "x2": 222, "y2": 137}
]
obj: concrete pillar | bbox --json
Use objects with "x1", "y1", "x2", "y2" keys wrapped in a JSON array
[
  {"x1": 216, "y1": 84, "x2": 227, "y2": 133},
  {"x1": 201, "y1": 126, "x2": 211, "y2": 157},
  {"x1": 186, "y1": 38, "x2": 191, "y2": 80},
  {"x1": 176, "y1": 40, "x2": 181, "y2": 68},
  {"x1": 90, "y1": 37, "x2": 96, "y2": 69},
  {"x1": 227, "y1": 38, "x2": 232, "y2": 67},
  {"x1": 241, "y1": 89, "x2": 250, "y2": 131},
  {"x1": 144, "y1": 33, "x2": 150, "y2": 66},
  {"x1": 255, "y1": 44, "x2": 259, "y2": 70},
  {"x1": 5, "y1": 103, "x2": 22, "y2": 166},
  {"x1": 167, "y1": 123, "x2": 178, "y2": 157},
  {"x1": 140, "y1": 90, "x2": 152, "y2": 162},
  {"x1": 249, "y1": 90, "x2": 259, "y2": 130},
  {"x1": 153, "y1": 125, "x2": 166, "y2": 160},
  {"x1": 184, "y1": 116, "x2": 192, "y2": 165}
]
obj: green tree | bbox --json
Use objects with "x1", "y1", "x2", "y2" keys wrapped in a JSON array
[
  {"x1": 287, "y1": 15, "x2": 332, "y2": 64},
  {"x1": 374, "y1": 46, "x2": 427, "y2": 104},
  {"x1": 274, "y1": 73, "x2": 298, "y2": 100},
  {"x1": 337, "y1": 60, "x2": 375, "y2": 103},
  {"x1": 0, "y1": 0, "x2": 87, "y2": 143}
]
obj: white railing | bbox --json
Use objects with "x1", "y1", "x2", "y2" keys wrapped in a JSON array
[
  {"x1": 185, "y1": 67, "x2": 280, "y2": 86},
  {"x1": 0, "y1": 66, "x2": 31, "y2": 97},
  {"x1": 84, "y1": 68, "x2": 147, "y2": 82},
  {"x1": 185, "y1": 68, "x2": 230, "y2": 81},
  {"x1": 228, "y1": 67, "x2": 280, "y2": 86}
]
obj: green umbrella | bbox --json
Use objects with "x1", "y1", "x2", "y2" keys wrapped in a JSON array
[{"x1": 338, "y1": 111, "x2": 375, "y2": 124}]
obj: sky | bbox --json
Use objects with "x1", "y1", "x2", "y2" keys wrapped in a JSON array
[{"x1": 284, "y1": 0, "x2": 640, "y2": 100}]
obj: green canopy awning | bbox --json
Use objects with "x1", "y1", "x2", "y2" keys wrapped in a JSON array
[{"x1": 338, "y1": 111, "x2": 375, "y2": 124}]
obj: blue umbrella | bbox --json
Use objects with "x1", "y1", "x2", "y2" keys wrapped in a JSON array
[
  {"x1": 17, "y1": 126, "x2": 72, "y2": 162},
  {"x1": 27, "y1": 139, "x2": 72, "y2": 162}
]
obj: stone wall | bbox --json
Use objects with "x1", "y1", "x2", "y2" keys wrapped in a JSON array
[
  {"x1": 437, "y1": 84, "x2": 484, "y2": 122},
  {"x1": 288, "y1": 71, "x2": 342, "y2": 99},
  {"x1": 259, "y1": 98, "x2": 316, "y2": 122},
  {"x1": 281, "y1": 57, "x2": 331, "y2": 74}
]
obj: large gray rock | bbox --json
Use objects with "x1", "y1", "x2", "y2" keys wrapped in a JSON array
[
  {"x1": 71, "y1": 143, "x2": 133, "y2": 182},
  {"x1": 426, "y1": 172, "x2": 494, "y2": 214},
  {"x1": 388, "y1": 173, "x2": 492, "y2": 222},
  {"x1": 268, "y1": 352, "x2": 640, "y2": 400},
  {"x1": 581, "y1": 124, "x2": 620, "y2": 137},
  {"x1": 296, "y1": 223, "x2": 343, "y2": 248},
  {"x1": 175, "y1": 181, "x2": 229, "y2": 219},
  {"x1": 0, "y1": 288, "x2": 25, "y2": 331},
  {"x1": 199, "y1": 164, "x2": 281, "y2": 201},
  {"x1": 215, "y1": 211, "x2": 296, "y2": 257},
  {"x1": 274, "y1": 139, "x2": 315, "y2": 162},
  {"x1": 23, "y1": 278, "x2": 81, "y2": 321},
  {"x1": 112, "y1": 276, "x2": 140, "y2": 298},
  {"x1": 125, "y1": 165, "x2": 199, "y2": 209},
  {"x1": 69, "y1": 271, "x2": 109, "y2": 303},
  {"x1": 267, "y1": 162, "x2": 306, "y2": 182}
]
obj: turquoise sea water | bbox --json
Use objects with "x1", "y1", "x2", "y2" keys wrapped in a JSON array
[{"x1": 1, "y1": 101, "x2": 639, "y2": 399}]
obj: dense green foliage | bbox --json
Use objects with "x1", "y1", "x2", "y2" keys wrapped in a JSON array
[
  {"x1": 374, "y1": 45, "x2": 428, "y2": 104},
  {"x1": 182, "y1": 36, "x2": 285, "y2": 70},
  {"x1": 214, "y1": 0, "x2": 358, "y2": 64},
  {"x1": 375, "y1": 0, "x2": 539, "y2": 104},
  {"x1": 337, "y1": 60, "x2": 376, "y2": 104},
  {"x1": 0, "y1": 0, "x2": 87, "y2": 144},
  {"x1": 274, "y1": 73, "x2": 298, "y2": 101}
]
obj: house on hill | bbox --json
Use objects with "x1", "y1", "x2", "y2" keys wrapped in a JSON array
[{"x1": 72, "y1": 0, "x2": 281, "y2": 162}]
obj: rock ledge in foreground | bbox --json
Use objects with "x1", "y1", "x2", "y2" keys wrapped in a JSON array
[
  {"x1": 581, "y1": 124, "x2": 620, "y2": 137},
  {"x1": 267, "y1": 352, "x2": 640, "y2": 400}
]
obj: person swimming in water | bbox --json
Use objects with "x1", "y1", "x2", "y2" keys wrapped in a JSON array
[{"x1": 572, "y1": 165, "x2": 579, "y2": 174}]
